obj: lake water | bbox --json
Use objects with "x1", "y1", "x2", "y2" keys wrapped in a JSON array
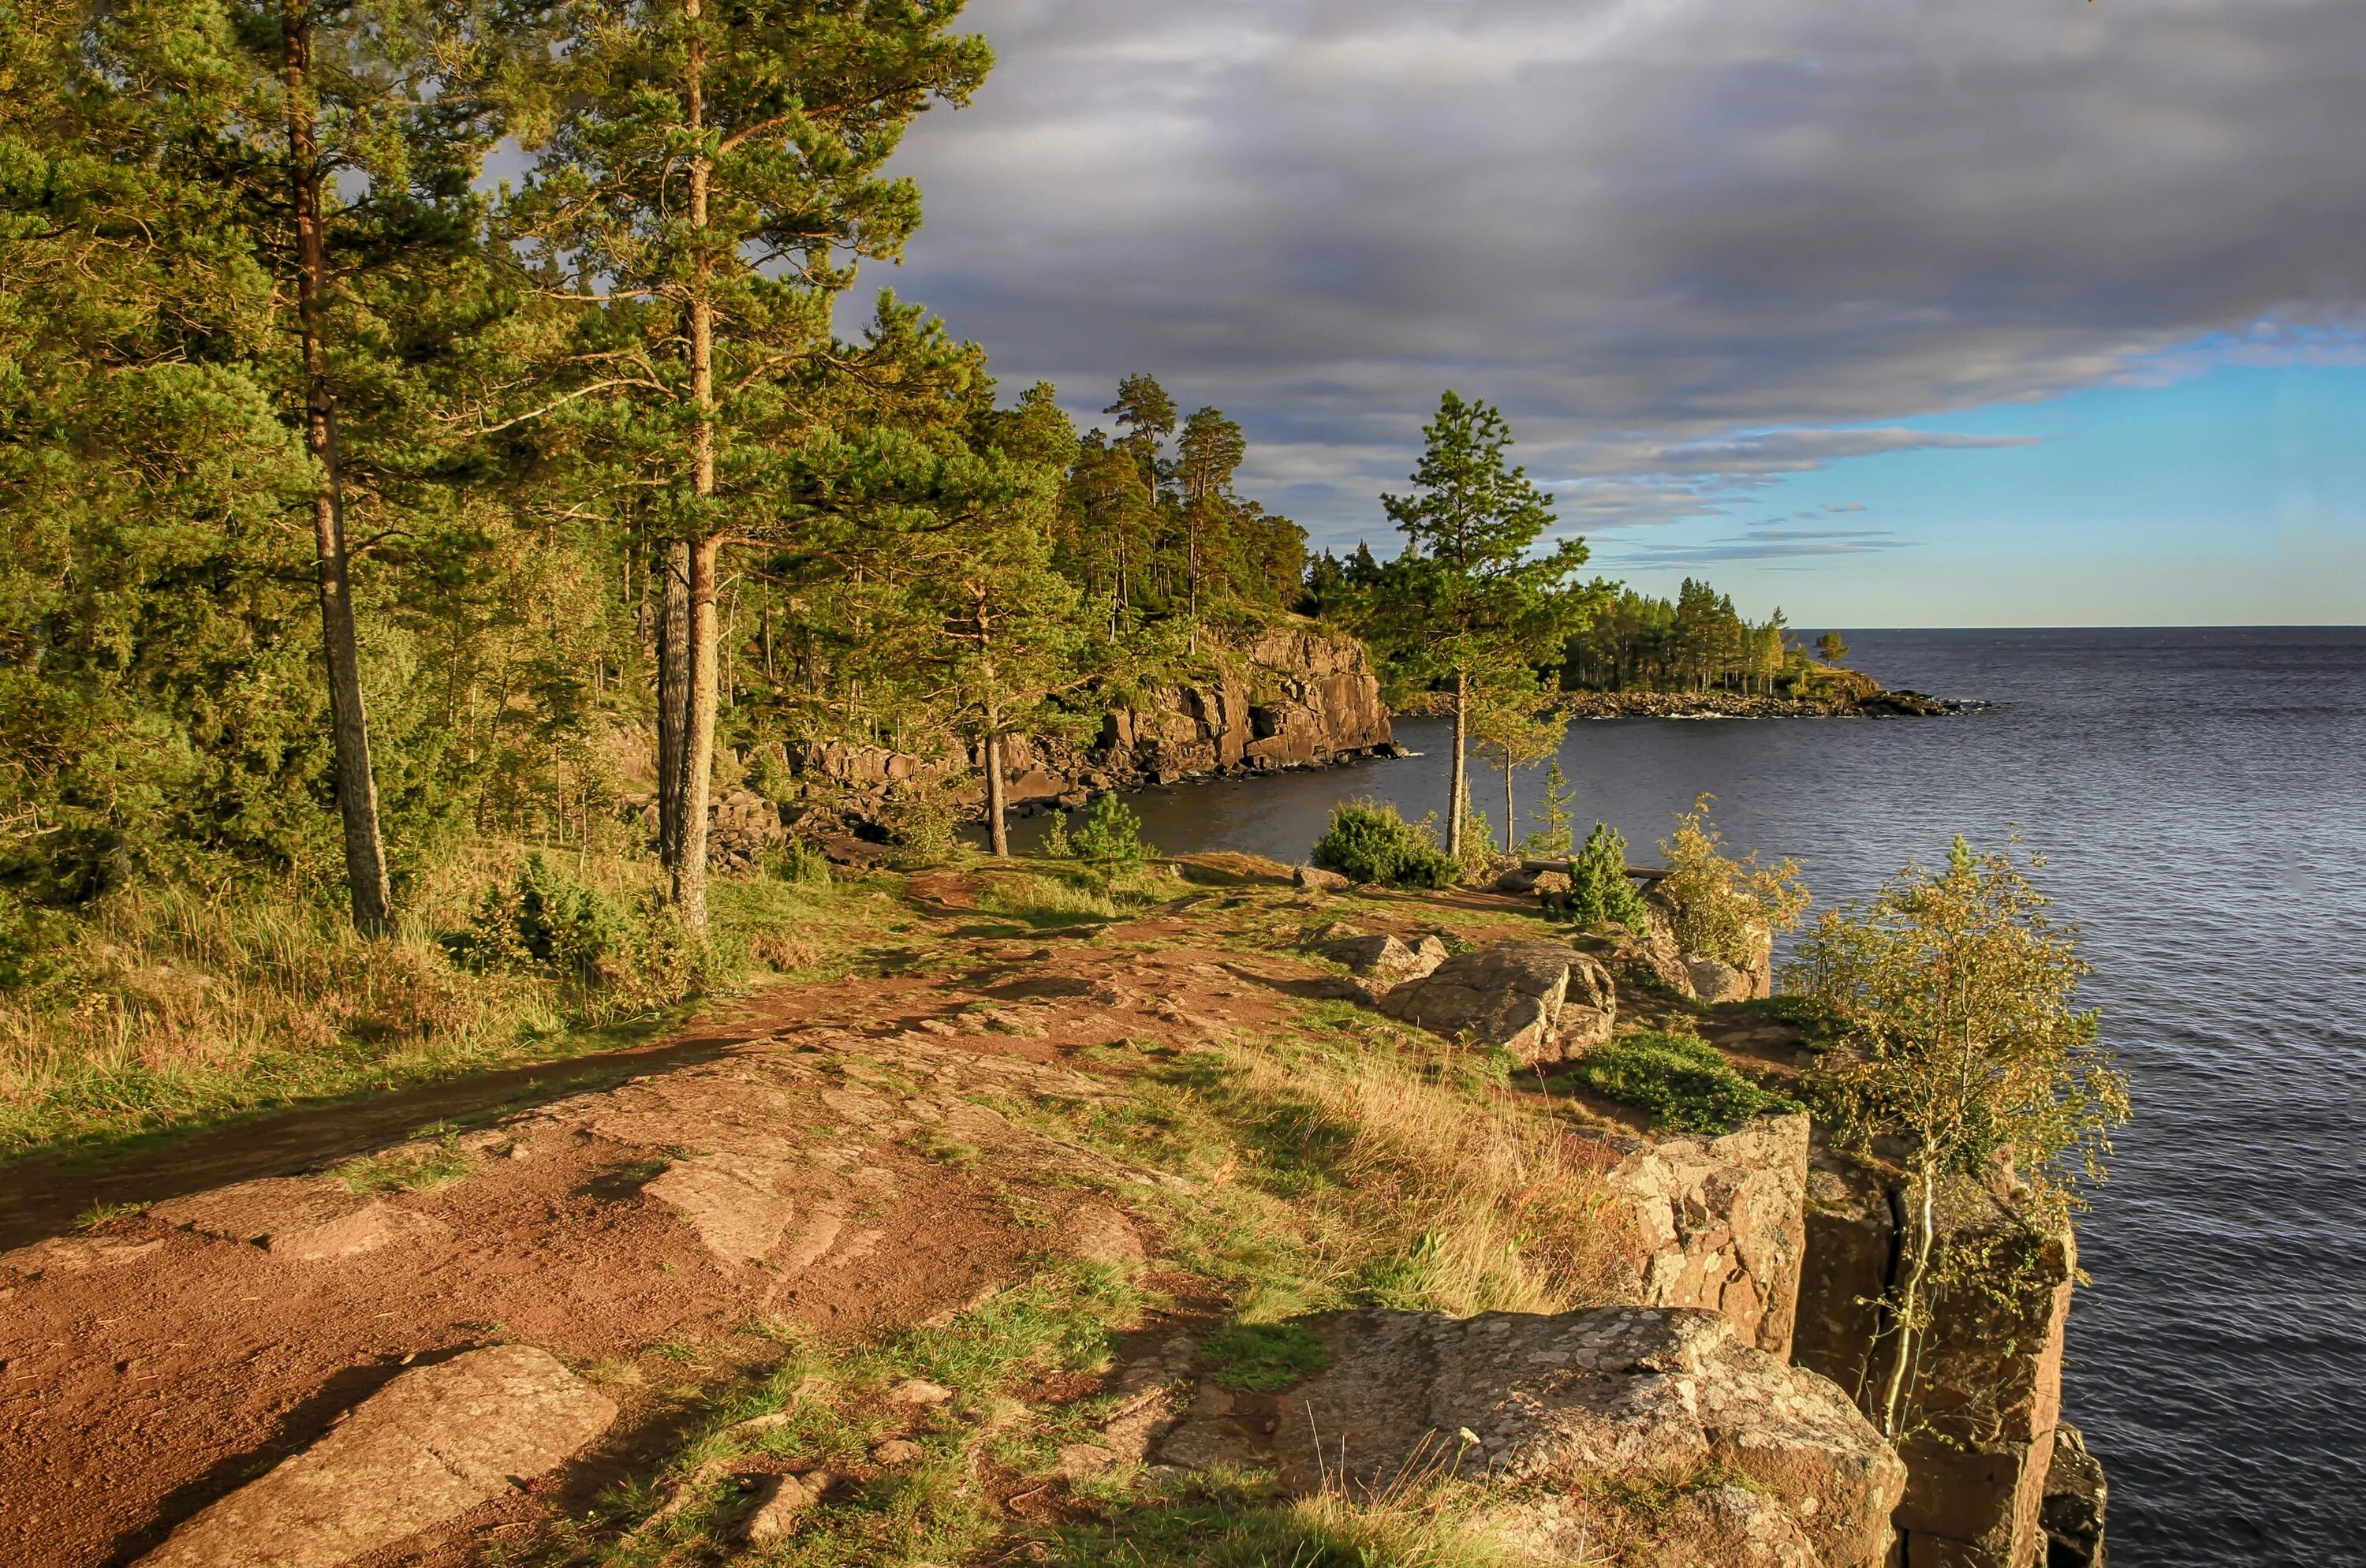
[{"x1": 1026, "y1": 627, "x2": 2366, "y2": 1565}]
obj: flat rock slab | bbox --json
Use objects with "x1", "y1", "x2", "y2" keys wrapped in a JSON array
[
  {"x1": 1163, "y1": 1306, "x2": 1902, "y2": 1568},
  {"x1": 1377, "y1": 942, "x2": 1616, "y2": 1062},
  {"x1": 138, "y1": 1344, "x2": 616, "y2": 1568},
  {"x1": 149, "y1": 1178, "x2": 450, "y2": 1260}
]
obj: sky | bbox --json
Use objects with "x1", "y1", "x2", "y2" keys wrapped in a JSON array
[{"x1": 860, "y1": 0, "x2": 2366, "y2": 628}]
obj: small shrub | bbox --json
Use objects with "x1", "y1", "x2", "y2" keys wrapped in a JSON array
[
  {"x1": 1310, "y1": 800, "x2": 1459, "y2": 889},
  {"x1": 882, "y1": 780, "x2": 961, "y2": 861},
  {"x1": 1556, "y1": 822, "x2": 1648, "y2": 932},
  {"x1": 763, "y1": 842, "x2": 832, "y2": 887},
  {"x1": 1069, "y1": 793, "x2": 1156, "y2": 872},
  {"x1": 444, "y1": 855, "x2": 705, "y2": 1014},
  {"x1": 1657, "y1": 794, "x2": 1811, "y2": 969},
  {"x1": 1521, "y1": 760, "x2": 1578, "y2": 860},
  {"x1": 1572, "y1": 1030, "x2": 1803, "y2": 1134},
  {"x1": 1202, "y1": 1321, "x2": 1333, "y2": 1391},
  {"x1": 1039, "y1": 808, "x2": 1073, "y2": 858}
]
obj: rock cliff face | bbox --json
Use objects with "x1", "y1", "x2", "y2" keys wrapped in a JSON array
[
  {"x1": 1793, "y1": 1157, "x2": 2081, "y2": 1568},
  {"x1": 1608, "y1": 1113, "x2": 1809, "y2": 1360},
  {"x1": 1169, "y1": 1306, "x2": 1909, "y2": 1568},
  {"x1": 779, "y1": 622, "x2": 1396, "y2": 823}
]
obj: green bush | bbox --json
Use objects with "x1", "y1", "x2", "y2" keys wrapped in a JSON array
[
  {"x1": 763, "y1": 841, "x2": 833, "y2": 887},
  {"x1": 1555, "y1": 822, "x2": 1648, "y2": 931},
  {"x1": 1572, "y1": 1030, "x2": 1803, "y2": 1135},
  {"x1": 444, "y1": 854, "x2": 704, "y2": 1013},
  {"x1": 1069, "y1": 793, "x2": 1155, "y2": 872},
  {"x1": 1309, "y1": 800, "x2": 1459, "y2": 889}
]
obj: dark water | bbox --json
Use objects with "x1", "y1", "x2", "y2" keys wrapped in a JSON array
[{"x1": 1025, "y1": 628, "x2": 2366, "y2": 1565}]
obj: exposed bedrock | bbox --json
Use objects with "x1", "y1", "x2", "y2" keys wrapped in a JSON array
[
  {"x1": 1793, "y1": 1156, "x2": 2082, "y2": 1568},
  {"x1": 1605, "y1": 1113, "x2": 1810, "y2": 1359},
  {"x1": 1155, "y1": 1307, "x2": 1906, "y2": 1568},
  {"x1": 136, "y1": 1346, "x2": 615, "y2": 1568},
  {"x1": 1376, "y1": 940, "x2": 1618, "y2": 1064},
  {"x1": 771, "y1": 622, "x2": 1396, "y2": 826}
]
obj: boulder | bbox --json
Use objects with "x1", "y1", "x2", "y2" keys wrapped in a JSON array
[
  {"x1": 1294, "y1": 864, "x2": 1351, "y2": 893},
  {"x1": 1311, "y1": 931, "x2": 1449, "y2": 987},
  {"x1": 1378, "y1": 941, "x2": 1615, "y2": 1063},
  {"x1": 1162, "y1": 1308, "x2": 1903, "y2": 1568},
  {"x1": 137, "y1": 1346, "x2": 617, "y2": 1568},
  {"x1": 1685, "y1": 957, "x2": 1757, "y2": 1005},
  {"x1": 1491, "y1": 867, "x2": 1541, "y2": 894}
]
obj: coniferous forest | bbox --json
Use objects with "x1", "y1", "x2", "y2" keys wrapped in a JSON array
[{"x1": 0, "y1": 0, "x2": 1862, "y2": 1144}]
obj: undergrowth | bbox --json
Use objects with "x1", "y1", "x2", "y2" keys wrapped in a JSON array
[
  {"x1": 0, "y1": 844, "x2": 861, "y2": 1158},
  {"x1": 1571, "y1": 1030, "x2": 1804, "y2": 1135}
]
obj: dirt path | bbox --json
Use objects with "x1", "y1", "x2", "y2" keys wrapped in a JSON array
[{"x1": 0, "y1": 883, "x2": 1333, "y2": 1568}]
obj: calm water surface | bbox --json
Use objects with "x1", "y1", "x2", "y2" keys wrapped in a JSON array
[{"x1": 1027, "y1": 628, "x2": 2366, "y2": 1566}]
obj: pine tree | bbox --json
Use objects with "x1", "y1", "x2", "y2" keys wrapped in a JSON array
[
  {"x1": 1523, "y1": 761, "x2": 1579, "y2": 858},
  {"x1": 1358, "y1": 392, "x2": 1588, "y2": 858},
  {"x1": 505, "y1": 0, "x2": 990, "y2": 931},
  {"x1": 1174, "y1": 405, "x2": 1245, "y2": 641}
]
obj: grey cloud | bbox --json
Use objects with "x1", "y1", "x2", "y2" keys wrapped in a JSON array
[{"x1": 879, "y1": 0, "x2": 2366, "y2": 549}]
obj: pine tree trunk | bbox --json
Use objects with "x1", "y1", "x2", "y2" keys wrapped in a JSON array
[
  {"x1": 669, "y1": 0, "x2": 717, "y2": 934},
  {"x1": 985, "y1": 723, "x2": 1009, "y2": 857},
  {"x1": 283, "y1": 0, "x2": 391, "y2": 937},
  {"x1": 656, "y1": 539, "x2": 690, "y2": 867},
  {"x1": 1448, "y1": 667, "x2": 1469, "y2": 859},
  {"x1": 674, "y1": 535, "x2": 718, "y2": 931},
  {"x1": 1504, "y1": 762, "x2": 1516, "y2": 855}
]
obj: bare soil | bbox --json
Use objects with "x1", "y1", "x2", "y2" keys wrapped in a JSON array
[{"x1": 0, "y1": 869, "x2": 1386, "y2": 1567}]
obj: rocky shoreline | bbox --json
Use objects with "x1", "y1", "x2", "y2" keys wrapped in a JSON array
[{"x1": 1558, "y1": 686, "x2": 1972, "y2": 719}]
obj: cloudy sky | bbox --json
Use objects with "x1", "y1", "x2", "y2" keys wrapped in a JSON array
[{"x1": 874, "y1": 0, "x2": 2366, "y2": 625}]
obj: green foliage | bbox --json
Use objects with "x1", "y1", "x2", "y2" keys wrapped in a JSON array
[
  {"x1": 1562, "y1": 579, "x2": 1794, "y2": 696},
  {"x1": 1309, "y1": 801, "x2": 1459, "y2": 889},
  {"x1": 1348, "y1": 392, "x2": 1589, "y2": 858},
  {"x1": 765, "y1": 842, "x2": 834, "y2": 887},
  {"x1": 1572, "y1": 1030, "x2": 1804, "y2": 1135},
  {"x1": 1069, "y1": 793, "x2": 1155, "y2": 872},
  {"x1": 1200, "y1": 1321, "x2": 1333, "y2": 1392},
  {"x1": 1554, "y1": 823, "x2": 1649, "y2": 932},
  {"x1": 1039, "y1": 809, "x2": 1073, "y2": 858},
  {"x1": 1522, "y1": 760, "x2": 1578, "y2": 859},
  {"x1": 1657, "y1": 794, "x2": 1810, "y2": 969},
  {"x1": 445, "y1": 854, "x2": 704, "y2": 1011},
  {"x1": 1786, "y1": 837, "x2": 2127, "y2": 1439}
]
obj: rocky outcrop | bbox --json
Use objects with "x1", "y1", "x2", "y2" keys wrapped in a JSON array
[
  {"x1": 1309, "y1": 931, "x2": 1449, "y2": 987},
  {"x1": 1607, "y1": 1114, "x2": 1810, "y2": 1358},
  {"x1": 1558, "y1": 679, "x2": 1966, "y2": 720},
  {"x1": 1793, "y1": 1159, "x2": 2079, "y2": 1568},
  {"x1": 137, "y1": 1346, "x2": 616, "y2": 1567},
  {"x1": 770, "y1": 621, "x2": 1396, "y2": 826},
  {"x1": 2040, "y1": 1423, "x2": 2107, "y2": 1567},
  {"x1": 1378, "y1": 941, "x2": 1617, "y2": 1063},
  {"x1": 1154, "y1": 1307, "x2": 1905, "y2": 1568}
]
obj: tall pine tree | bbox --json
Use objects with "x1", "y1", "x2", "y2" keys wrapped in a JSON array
[
  {"x1": 1360, "y1": 392, "x2": 1588, "y2": 858},
  {"x1": 506, "y1": 0, "x2": 989, "y2": 931}
]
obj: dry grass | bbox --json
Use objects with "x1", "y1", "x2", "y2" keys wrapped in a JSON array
[
  {"x1": 0, "y1": 842, "x2": 852, "y2": 1158},
  {"x1": 1226, "y1": 1035, "x2": 1633, "y2": 1319}
]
